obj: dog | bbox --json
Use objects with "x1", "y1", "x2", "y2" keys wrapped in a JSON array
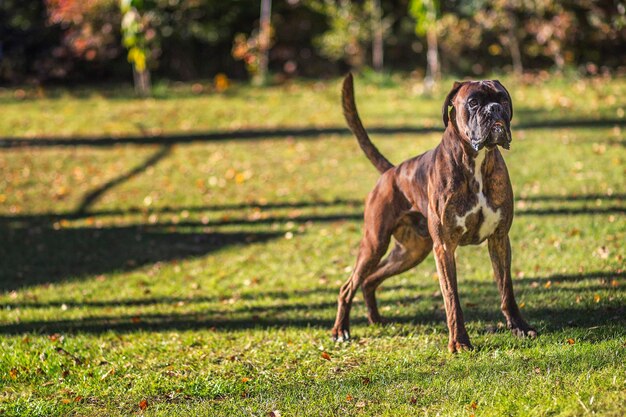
[{"x1": 331, "y1": 74, "x2": 537, "y2": 352}]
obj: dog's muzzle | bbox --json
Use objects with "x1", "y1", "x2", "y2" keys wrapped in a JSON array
[{"x1": 485, "y1": 120, "x2": 511, "y2": 150}]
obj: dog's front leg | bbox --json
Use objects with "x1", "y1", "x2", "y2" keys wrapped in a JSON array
[
  {"x1": 488, "y1": 234, "x2": 537, "y2": 338},
  {"x1": 433, "y1": 240, "x2": 473, "y2": 352}
]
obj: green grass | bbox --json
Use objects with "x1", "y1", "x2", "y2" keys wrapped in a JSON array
[{"x1": 1, "y1": 74, "x2": 625, "y2": 416}]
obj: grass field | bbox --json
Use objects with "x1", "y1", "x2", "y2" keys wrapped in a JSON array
[{"x1": 1, "y1": 73, "x2": 625, "y2": 416}]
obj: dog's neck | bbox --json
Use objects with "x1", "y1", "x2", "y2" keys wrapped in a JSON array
[{"x1": 442, "y1": 127, "x2": 487, "y2": 164}]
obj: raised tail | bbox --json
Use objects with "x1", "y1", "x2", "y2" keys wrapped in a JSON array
[{"x1": 342, "y1": 73, "x2": 394, "y2": 174}]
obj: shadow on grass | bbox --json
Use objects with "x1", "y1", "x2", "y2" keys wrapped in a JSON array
[
  {"x1": 76, "y1": 145, "x2": 172, "y2": 214},
  {"x1": 0, "y1": 304, "x2": 622, "y2": 340},
  {"x1": 1, "y1": 117, "x2": 624, "y2": 148},
  {"x1": 1, "y1": 191, "x2": 623, "y2": 289},
  {"x1": 4, "y1": 192, "x2": 624, "y2": 227},
  {"x1": 1, "y1": 271, "x2": 622, "y2": 339},
  {"x1": 5, "y1": 271, "x2": 624, "y2": 310},
  {"x1": 0, "y1": 226, "x2": 280, "y2": 290}
]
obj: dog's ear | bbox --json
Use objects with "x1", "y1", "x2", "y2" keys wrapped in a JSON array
[
  {"x1": 442, "y1": 81, "x2": 465, "y2": 128},
  {"x1": 492, "y1": 80, "x2": 513, "y2": 121}
]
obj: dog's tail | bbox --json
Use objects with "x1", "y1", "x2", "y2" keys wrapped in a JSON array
[{"x1": 342, "y1": 73, "x2": 394, "y2": 174}]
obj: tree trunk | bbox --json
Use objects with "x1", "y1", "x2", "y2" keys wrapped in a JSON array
[
  {"x1": 255, "y1": 0, "x2": 272, "y2": 86},
  {"x1": 507, "y1": 11, "x2": 523, "y2": 75},
  {"x1": 424, "y1": 27, "x2": 439, "y2": 92},
  {"x1": 133, "y1": 67, "x2": 151, "y2": 97},
  {"x1": 371, "y1": 0, "x2": 384, "y2": 72}
]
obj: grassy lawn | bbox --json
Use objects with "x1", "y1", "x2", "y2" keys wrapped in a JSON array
[{"x1": 1, "y1": 74, "x2": 625, "y2": 416}]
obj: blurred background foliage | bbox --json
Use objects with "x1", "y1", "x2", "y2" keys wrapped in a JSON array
[{"x1": 0, "y1": 0, "x2": 624, "y2": 85}]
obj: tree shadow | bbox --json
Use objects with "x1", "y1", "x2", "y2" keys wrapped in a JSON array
[
  {"x1": 520, "y1": 193, "x2": 625, "y2": 202},
  {"x1": 0, "y1": 271, "x2": 622, "y2": 341},
  {"x1": 76, "y1": 145, "x2": 172, "y2": 214},
  {"x1": 0, "y1": 141, "x2": 287, "y2": 290},
  {"x1": 0, "y1": 224, "x2": 280, "y2": 290},
  {"x1": 0, "y1": 299, "x2": 621, "y2": 340},
  {"x1": 6, "y1": 191, "x2": 622, "y2": 227},
  {"x1": 1, "y1": 189, "x2": 622, "y2": 290},
  {"x1": 5, "y1": 270, "x2": 623, "y2": 310},
  {"x1": 4, "y1": 198, "x2": 365, "y2": 225},
  {"x1": 1, "y1": 117, "x2": 624, "y2": 148}
]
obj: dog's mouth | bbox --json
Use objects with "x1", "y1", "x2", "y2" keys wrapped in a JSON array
[{"x1": 481, "y1": 120, "x2": 511, "y2": 150}]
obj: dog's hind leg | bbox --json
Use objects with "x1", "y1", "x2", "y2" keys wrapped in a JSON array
[
  {"x1": 362, "y1": 222, "x2": 433, "y2": 325},
  {"x1": 331, "y1": 180, "x2": 399, "y2": 342},
  {"x1": 332, "y1": 229, "x2": 391, "y2": 342}
]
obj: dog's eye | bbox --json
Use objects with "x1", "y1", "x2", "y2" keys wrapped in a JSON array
[{"x1": 468, "y1": 99, "x2": 479, "y2": 108}]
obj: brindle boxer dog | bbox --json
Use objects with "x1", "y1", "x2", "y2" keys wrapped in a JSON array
[{"x1": 331, "y1": 74, "x2": 537, "y2": 352}]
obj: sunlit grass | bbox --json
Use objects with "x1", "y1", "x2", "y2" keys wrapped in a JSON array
[{"x1": 0, "y1": 74, "x2": 624, "y2": 416}]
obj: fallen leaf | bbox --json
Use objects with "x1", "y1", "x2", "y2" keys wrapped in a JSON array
[
  {"x1": 568, "y1": 228, "x2": 581, "y2": 236},
  {"x1": 409, "y1": 397, "x2": 417, "y2": 405},
  {"x1": 268, "y1": 411, "x2": 281, "y2": 417},
  {"x1": 101, "y1": 368, "x2": 115, "y2": 380},
  {"x1": 567, "y1": 338, "x2": 575, "y2": 345},
  {"x1": 139, "y1": 399, "x2": 148, "y2": 410},
  {"x1": 49, "y1": 333, "x2": 63, "y2": 342},
  {"x1": 9, "y1": 368, "x2": 17, "y2": 379},
  {"x1": 611, "y1": 279, "x2": 619, "y2": 287},
  {"x1": 595, "y1": 246, "x2": 609, "y2": 259},
  {"x1": 74, "y1": 396, "x2": 83, "y2": 403},
  {"x1": 356, "y1": 400, "x2": 366, "y2": 408},
  {"x1": 61, "y1": 398, "x2": 71, "y2": 404},
  {"x1": 321, "y1": 352, "x2": 331, "y2": 361},
  {"x1": 241, "y1": 377, "x2": 250, "y2": 383},
  {"x1": 594, "y1": 294, "x2": 601, "y2": 303},
  {"x1": 346, "y1": 394, "x2": 353, "y2": 401},
  {"x1": 544, "y1": 281, "x2": 552, "y2": 289},
  {"x1": 469, "y1": 401, "x2": 478, "y2": 410}
]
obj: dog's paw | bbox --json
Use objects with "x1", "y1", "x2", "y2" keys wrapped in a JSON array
[
  {"x1": 508, "y1": 320, "x2": 538, "y2": 338},
  {"x1": 331, "y1": 328, "x2": 351, "y2": 343},
  {"x1": 510, "y1": 325, "x2": 538, "y2": 339},
  {"x1": 448, "y1": 339, "x2": 473, "y2": 353}
]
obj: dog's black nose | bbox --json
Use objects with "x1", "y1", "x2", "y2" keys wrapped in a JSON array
[{"x1": 486, "y1": 102, "x2": 503, "y2": 115}]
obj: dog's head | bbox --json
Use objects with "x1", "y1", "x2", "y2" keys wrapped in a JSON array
[{"x1": 442, "y1": 80, "x2": 513, "y2": 151}]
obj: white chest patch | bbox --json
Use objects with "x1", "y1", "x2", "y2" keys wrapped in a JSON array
[{"x1": 455, "y1": 150, "x2": 501, "y2": 240}]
